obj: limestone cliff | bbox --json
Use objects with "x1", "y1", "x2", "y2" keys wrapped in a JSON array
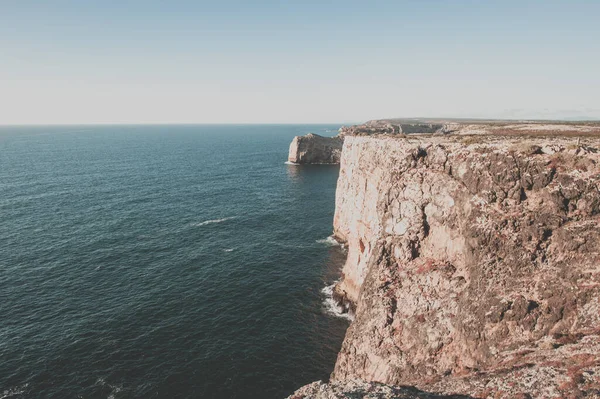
[
  {"x1": 291, "y1": 125, "x2": 600, "y2": 398},
  {"x1": 288, "y1": 133, "x2": 343, "y2": 164}
]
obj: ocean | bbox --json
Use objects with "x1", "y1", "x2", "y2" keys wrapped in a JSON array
[{"x1": 0, "y1": 125, "x2": 349, "y2": 399}]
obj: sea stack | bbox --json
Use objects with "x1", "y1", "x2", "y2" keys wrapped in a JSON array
[{"x1": 287, "y1": 133, "x2": 343, "y2": 164}]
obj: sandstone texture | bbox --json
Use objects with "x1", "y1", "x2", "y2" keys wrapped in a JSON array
[
  {"x1": 288, "y1": 133, "x2": 343, "y2": 164},
  {"x1": 331, "y1": 133, "x2": 600, "y2": 398}
]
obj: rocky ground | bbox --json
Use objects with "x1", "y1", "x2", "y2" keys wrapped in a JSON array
[
  {"x1": 288, "y1": 122, "x2": 600, "y2": 398},
  {"x1": 344, "y1": 119, "x2": 600, "y2": 137},
  {"x1": 288, "y1": 379, "x2": 474, "y2": 399}
]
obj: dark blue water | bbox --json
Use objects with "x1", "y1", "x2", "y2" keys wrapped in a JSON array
[{"x1": 0, "y1": 125, "x2": 348, "y2": 399}]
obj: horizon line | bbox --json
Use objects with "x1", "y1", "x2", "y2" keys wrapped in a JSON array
[
  {"x1": 1, "y1": 117, "x2": 600, "y2": 127},
  {"x1": 0, "y1": 122, "x2": 356, "y2": 127}
]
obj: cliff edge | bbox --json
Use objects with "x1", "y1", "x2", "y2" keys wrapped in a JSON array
[{"x1": 290, "y1": 124, "x2": 600, "y2": 398}]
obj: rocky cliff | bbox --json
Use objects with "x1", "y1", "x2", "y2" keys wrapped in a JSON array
[
  {"x1": 288, "y1": 133, "x2": 343, "y2": 164},
  {"x1": 287, "y1": 121, "x2": 456, "y2": 165},
  {"x1": 290, "y1": 126, "x2": 600, "y2": 398}
]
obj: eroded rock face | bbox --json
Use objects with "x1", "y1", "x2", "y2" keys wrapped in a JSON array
[
  {"x1": 288, "y1": 133, "x2": 343, "y2": 164},
  {"x1": 329, "y1": 135, "x2": 600, "y2": 398}
]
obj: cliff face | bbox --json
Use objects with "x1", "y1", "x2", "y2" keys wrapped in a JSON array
[
  {"x1": 325, "y1": 134, "x2": 600, "y2": 398},
  {"x1": 288, "y1": 133, "x2": 343, "y2": 164}
]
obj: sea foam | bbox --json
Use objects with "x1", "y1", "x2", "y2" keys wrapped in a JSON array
[
  {"x1": 95, "y1": 378, "x2": 122, "y2": 399},
  {"x1": 321, "y1": 282, "x2": 354, "y2": 321},
  {"x1": 316, "y1": 235, "x2": 340, "y2": 247},
  {"x1": 1, "y1": 384, "x2": 28, "y2": 399},
  {"x1": 191, "y1": 217, "x2": 235, "y2": 227}
]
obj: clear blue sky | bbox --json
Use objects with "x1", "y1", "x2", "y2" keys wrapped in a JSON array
[{"x1": 1, "y1": 0, "x2": 599, "y2": 124}]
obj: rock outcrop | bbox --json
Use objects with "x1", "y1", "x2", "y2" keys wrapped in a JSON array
[
  {"x1": 287, "y1": 121, "x2": 458, "y2": 165},
  {"x1": 288, "y1": 133, "x2": 343, "y2": 164},
  {"x1": 287, "y1": 379, "x2": 473, "y2": 399},
  {"x1": 292, "y1": 126, "x2": 600, "y2": 398}
]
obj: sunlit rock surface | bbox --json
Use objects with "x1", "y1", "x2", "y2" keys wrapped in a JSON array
[
  {"x1": 291, "y1": 121, "x2": 600, "y2": 398},
  {"x1": 287, "y1": 133, "x2": 343, "y2": 164}
]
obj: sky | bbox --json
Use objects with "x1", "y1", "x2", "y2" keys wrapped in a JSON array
[{"x1": 1, "y1": 0, "x2": 599, "y2": 124}]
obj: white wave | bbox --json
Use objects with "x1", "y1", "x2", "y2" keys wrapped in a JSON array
[
  {"x1": 0, "y1": 384, "x2": 28, "y2": 399},
  {"x1": 191, "y1": 217, "x2": 235, "y2": 227},
  {"x1": 284, "y1": 161, "x2": 299, "y2": 165},
  {"x1": 321, "y1": 282, "x2": 354, "y2": 321},
  {"x1": 223, "y1": 248, "x2": 235, "y2": 252},
  {"x1": 267, "y1": 240, "x2": 312, "y2": 249},
  {"x1": 96, "y1": 377, "x2": 122, "y2": 399},
  {"x1": 316, "y1": 235, "x2": 341, "y2": 247}
]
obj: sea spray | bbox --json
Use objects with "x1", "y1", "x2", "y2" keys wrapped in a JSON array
[
  {"x1": 316, "y1": 235, "x2": 341, "y2": 247},
  {"x1": 321, "y1": 282, "x2": 354, "y2": 321},
  {"x1": 191, "y1": 217, "x2": 235, "y2": 227}
]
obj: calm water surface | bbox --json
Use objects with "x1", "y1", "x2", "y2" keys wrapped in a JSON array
[{"x1": 0, "y1": 125, "x2": 348, "y2": 399}]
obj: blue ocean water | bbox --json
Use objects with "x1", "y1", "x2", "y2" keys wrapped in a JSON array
[{"x1": 0, "y1": 125, "x2": 348, "y2": 399}]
